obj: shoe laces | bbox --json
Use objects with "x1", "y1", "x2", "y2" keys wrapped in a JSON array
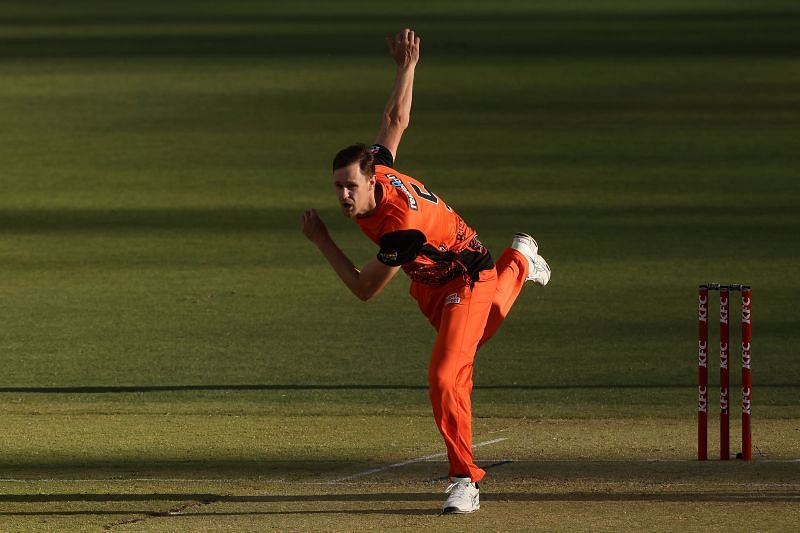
[{"x1": 445, "y1": 480, "x2": 471, "y2": 494}]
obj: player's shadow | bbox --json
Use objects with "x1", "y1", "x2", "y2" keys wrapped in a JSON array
[
  {"x1": 0, "y1": 383, "x2": 716, "y2": 393},
  {"x1": 2, "y1": 491, "x2": 799, "y2": 503},
  {"x1": 1, "y1": 490, "x2": 798, "y2": 524}
]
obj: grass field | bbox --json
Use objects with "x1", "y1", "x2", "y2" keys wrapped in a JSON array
[{"x1": 1, "y1": 1, "x2": 799, "y2": 531}]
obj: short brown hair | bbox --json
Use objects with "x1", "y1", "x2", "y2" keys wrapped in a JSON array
[{"x1": 332, "y1": 143, "x2": 375, "y2": 176}]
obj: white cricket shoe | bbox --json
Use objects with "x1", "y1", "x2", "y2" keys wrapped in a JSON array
[
  {"x1": 511, "y1": 232, "x2": 538, "y2": 259},
  {"x1": 511, "y1": 232, "x2": 551, "y2": 285},
  {"x1": 443, "y1": 477, "x2": 480, "y2": 514},
  {"x1": 530, "y1": 254, "x2": 551, "y2": 286}
]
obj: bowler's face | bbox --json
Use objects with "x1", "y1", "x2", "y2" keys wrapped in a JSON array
[{"x1": 333, "y1": 163, "x2": 375, "y2": 218}]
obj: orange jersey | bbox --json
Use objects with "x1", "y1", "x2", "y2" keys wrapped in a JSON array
[{"x1": 356, "y1": 149, "x2": 493, "y2": 286}]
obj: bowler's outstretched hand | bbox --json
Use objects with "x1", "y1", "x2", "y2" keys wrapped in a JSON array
[{"x1": 301, "y1": 208, "x2": 329, "y2": 246}]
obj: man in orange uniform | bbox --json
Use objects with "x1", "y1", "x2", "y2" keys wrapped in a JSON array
[{"x1": 301, "y1": 29, "x2": 550, "y2": 514}]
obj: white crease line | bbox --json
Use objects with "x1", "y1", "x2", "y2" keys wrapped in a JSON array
[{"x1": 327, "y1": 437, "x2": 509, "y2": 484}]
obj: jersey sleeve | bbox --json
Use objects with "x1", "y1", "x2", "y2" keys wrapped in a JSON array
[
  {"x1": 377, "y1": 229, "x2": 425, "y2": 267},
  {"x1": 369, "y1": 144, "x2": 394, "y2": 168}
]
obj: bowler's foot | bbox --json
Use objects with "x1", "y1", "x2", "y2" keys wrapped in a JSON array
[
  {"x1": 443, "y1": 477, "x2": 480, "y2": 514},
  {"x1": 511, "y1": 232, "x2": 551, "y2": 285}
]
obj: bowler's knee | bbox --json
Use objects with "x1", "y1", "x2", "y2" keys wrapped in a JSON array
[{"x1": 428, "y1": 360, "x2": 474, "y2": 393}]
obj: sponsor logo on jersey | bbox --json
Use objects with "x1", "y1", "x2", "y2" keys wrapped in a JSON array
[
  {"x1": 445, "y1": 293, "x2": 461, "y2": 305},
  {"x1": 387, "y1": 175, "x2": 418, "y2": 210}
]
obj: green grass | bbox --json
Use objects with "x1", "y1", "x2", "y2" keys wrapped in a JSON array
[{"x1": 1, "y1": 0, "x2": 799, "y2": 530}]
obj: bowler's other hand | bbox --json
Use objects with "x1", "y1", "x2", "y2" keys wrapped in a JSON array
[
  {"x1": 386, "y1": 28, "x2": 420, "y2": 68},
  {"x1": 301, "y1": 208, "x2": 330, "y2": 246}
]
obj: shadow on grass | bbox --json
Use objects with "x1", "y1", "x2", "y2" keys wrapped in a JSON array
[
  {"x1": 2, "y1": 461, "x2": 798, "y2": 519},
  {"x1": 1, "y1": 490, "x2": 798, "y2": 510},
  {"x1": 3, "y1": 458, "x2": 798, "y2": 487},
  {"x1": 1, "y1": 9, "x2": 799, "y2": 61},
  {"x1": 3, "y1": 383, "x2": 800, "y2": 394},
  {"x1": 2, "y1": 510, "x2": 441, "y2": 518}
]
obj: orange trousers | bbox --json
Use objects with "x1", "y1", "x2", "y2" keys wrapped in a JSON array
[{"x1": 409, "y1": 248, "x2": 528, "y2": 482}]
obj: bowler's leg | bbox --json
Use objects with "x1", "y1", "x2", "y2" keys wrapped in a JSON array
[
  {"x1": 428, "y1": 269, "x2": 497, "y2": 482},
  {"x1": 478, "y1": 248, "x2": 528, "y2": 348}
]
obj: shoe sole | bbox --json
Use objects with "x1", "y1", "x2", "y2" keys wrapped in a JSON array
[
  {"x1": 443, "y1": 505, "x2": 480, "y2": 514},
  {"x1": 533, "y1": 255, "x2": 551, "y2": 285}
]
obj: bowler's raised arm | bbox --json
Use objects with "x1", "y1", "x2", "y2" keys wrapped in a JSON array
[{"x1": 374, "y1": 28, "x2": 420, "y2": 161}]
